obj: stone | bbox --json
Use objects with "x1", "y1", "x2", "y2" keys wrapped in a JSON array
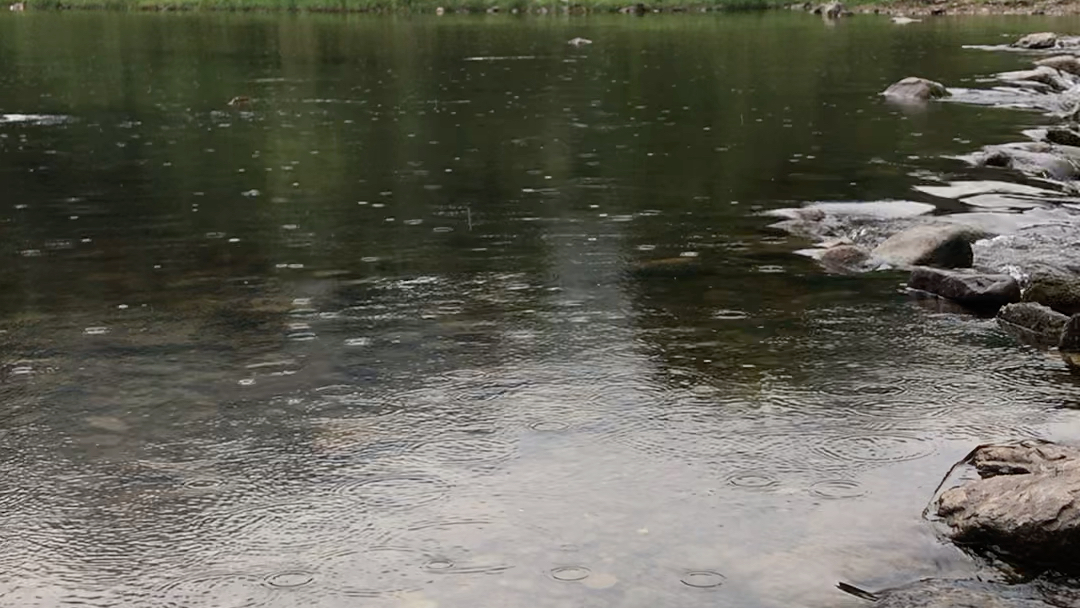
[
  {"x1": 882, "y1": 77, "x2": 950, "y2": 101},
  {"x1": 813, "y1": 1, "x2": 844, "y2": 18},
  {"x1": 1023, "y1": 274, "x2": 1080, "y2": 315},
  {"x1": 997, "y1": 66, "x2": 1072, "y2": 92},
  {"x1": 1035, "y1": 55, "x2": 1080, "y2": 76},
  {"x1": 965, "y1": 142, "x2": 1080, "y2": 181},
  {"x1": 818, "y1": 244, "x2": 872, "y2": 273},
  {"x1": 996, "y1": 302, "x2": 1069, "y2": 347},
  {"x1": 936, "y1": 440, "x2": 1080, "y2": 571},
  {"x1": 1060, "y1": 314, "x2": 1080, "y2": 371},
  {"x1": 1013, "y1": 32, "x2": 1058, "y2": 50},
  {"x1": 1043, "y1": 127, "x2": 1080, "y2": 147},
  {"x1": 908, "y1": 267, "x2": 1020, "y2": 311},
  {"x1": 839, "y1": 578, "x2": 1063, "y2": 608},
  {"x1": 872, "y1": 224, "x2": 976, "y2": 268}
]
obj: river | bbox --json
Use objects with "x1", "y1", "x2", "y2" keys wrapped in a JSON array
[{"x1": 1, "y1": 11, "x2": 1079, "y2": 608}]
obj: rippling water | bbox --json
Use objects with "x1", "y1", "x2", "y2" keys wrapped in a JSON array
[{"x1": 2, "y1": 11, "x2": 1080, "y2": 608}]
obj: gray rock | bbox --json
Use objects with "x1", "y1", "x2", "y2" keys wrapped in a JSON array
[
  {"x1": 936, "y1": 440, "x2": 1080, "y2": 570},
  {"x1": 1035, "y1": 55, "x2": 1080, "y2": 76},
  {"x1": 1024, "y1": 274, "x2": 1080, "y2": 315},
  {"x1": 996, "y1": 302, "x2": 1069, "y2": 347},
  {"x1": 882, "y1": 77, "x2": 951, "y2": 101},
  {"x1": 1013, "y1": 32, "x2": 1058, "y2": 50},
  {"x1": 819, "y1": 244, "x2": 872, "y2": 273},
  {"x1": 909, "y1": 267, "x2": 1020, "y2": 311},
  {"x1": 963, "y1": 142, "x2": 1080, "y2": 181},
  {"x1": 1060, "y1": 314, "x2": 1080, "y2": 371},
  {"x1": 997, "y1": 66, "x2": 1072, "y2": 92},
  {"x1": 872, "y1": 224, "x2": 976, "y2": 269},
  {"x1": 839, "y1": 578, "x2": 1062, "y2": 608}
]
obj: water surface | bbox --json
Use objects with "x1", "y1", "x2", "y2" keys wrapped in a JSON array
[{"x1": 1, "y1": 12, "x2": 1080, "y2": 608}]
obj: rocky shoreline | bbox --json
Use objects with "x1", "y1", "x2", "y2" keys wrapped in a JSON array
[{"x1": 766, "y1": 31, "x2": 1080, "y2": 607}]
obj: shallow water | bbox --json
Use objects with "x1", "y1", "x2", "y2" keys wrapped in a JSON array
[{"x1": 2, "y1": 11, "x2": 1080, "y2": 608}]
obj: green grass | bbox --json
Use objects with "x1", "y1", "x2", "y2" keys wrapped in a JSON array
[{"x1": 21, "y1": 0, "x2": 790, "y2": 14}]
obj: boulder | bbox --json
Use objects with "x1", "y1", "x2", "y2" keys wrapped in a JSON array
[
  {"x1": 872, "y1": 224, "x2": 976, "y2": 269},
  {"x1": 882, "y1": 77, "x2": 950, "y2": 101},
  {"x1": 1013, "y1": 32, "x2": 1058, "y2": 49},
  {"x1": 1023, "y1": 274, "x2": 1080, "y2": 315},
  {"x1": 1035, "y1": 55, "x2": 1080, "y2": 76},
  {"x1": 839, "y1": 578, "x2": 1063, "y2": 608},
  {"x1": 996, "y1": 302, "x2": 1069, "y2": 347},
  {"x1": 818, "y1": 244, "x2": 872, "y2": 273},
  {"x1": 936, "y1": 440, "x2": 1080, "y2": 571},
  {"x1": 908, "y1": 267, "x2": 1020, "y2": 311}
]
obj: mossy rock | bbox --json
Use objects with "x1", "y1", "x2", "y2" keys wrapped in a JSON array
[{"x1": 1023, "y1": 274, "x2": 1080, "y2": 315}]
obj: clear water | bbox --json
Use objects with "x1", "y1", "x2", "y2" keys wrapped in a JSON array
[{"x1": 1, "y1": 12, "x2": 1080, "y2": 608}]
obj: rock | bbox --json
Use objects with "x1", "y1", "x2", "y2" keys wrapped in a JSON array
[
  {"x1": 1023, "y1": 274, "x2": 1080, "y2": 315},
  {"x1": 882, "y1": 77, "x2": 950, "y2": 101},
  {"x1": 872, "y1": 224, "x2": 976, "y2": 269},
  {"x1": 963, "y1": 142, "x2": 1080, "y2": 181},
  {"x1": 813, "y1": 0, "x2": 844, "y2": 17},
  {"x1": 817, "y1": 244, "x2": 872, "y2": 273},
  {"x1": 1013, "y1": 32, "x2": 1058, "y2": 50},
  {"x1": 996, "y1": 302, "x2": 1069, "y2": 347},
  {"x1": 1060, "y1": 314, "x2": 1080, "y2": 371},
  {"x1": 936, "y1": 440, "x2": 1080, "y2": 570},
  {"x1": 1043, "y1": 127, "x2": 1080, "y2": 147},
  {"x1": 908, "y1": 267, "x2": 1020, "y2": 311},
  {"x1": 838, "y1": 578, "x2": 1062, "y2": 608},
  {"x1": 1035, "y1": 55, "x2": 1080, "y2": 76},
  {"x1": 996, "y1": 66, "x2": 1072, "y2": 92}
]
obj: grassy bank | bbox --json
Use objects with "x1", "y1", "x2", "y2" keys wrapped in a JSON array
[{"x1": 18, "y1": 0, "x2": 793, "y2": 14}]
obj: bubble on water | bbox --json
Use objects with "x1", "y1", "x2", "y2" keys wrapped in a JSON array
[
  {"x1": 238, "y1": 378, "x2": 255, "y2": 386},
  {"x1": 713, "y1": 309, "x2": 749, "y2": 320},
  {"x1": 344, "y1": 337, "x2": 372, "y2": 347},
  {"x1": 361, "y1": 257, "x2": 380, "y2": 263},
  {"x1": 680, "y1": 251, "x2": 699, "y2": 258},
  {"x1": 84, "y1": 327, "x2": 110, "y2": 335},
  {"x1": 680, "y1": 570, "x2": 725, "y2": 588},
  {"x1": 551, "y1": 566, "x2": 591, "y2": 582},
  {"x1": 241, "y1": 189, "x2": 261, "y2": 197}
]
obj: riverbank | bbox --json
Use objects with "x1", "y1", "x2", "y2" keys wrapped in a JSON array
[{"x1": 10, "y1": 0, "x2": 1080, "y2": 15}]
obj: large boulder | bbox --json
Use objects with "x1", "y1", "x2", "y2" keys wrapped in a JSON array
[
  {"x1": 1023, "y1": 274, "x2": 1080, "y2": 315},
  {"x1": 872, "y1": 224, "x2": 976, "y2": 269},
  {"x1": 1035, "y1": 55, "x2": 1080, "y2": 76},
  {"x1": 996, "y1": 302, "x2": 1069, "y2": 347},
  {"x1": 936, "y1": 441, "x2": 1080, "y2": 571},
  {"x1": 1013, "y1": 32, "x2": 1058, "y2": 50},
  {"x1": 882, "y1": 77, "x2": 950, "y2": 101},
  {"x1": 908, "y1": 267, "x2": 1020, "y2": 311}
]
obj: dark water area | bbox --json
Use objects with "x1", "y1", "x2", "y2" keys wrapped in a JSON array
[{"x1": 2, "y1": 11, "x2": 1080, "y2": 608}]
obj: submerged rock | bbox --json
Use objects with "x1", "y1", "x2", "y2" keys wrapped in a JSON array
[
  {"x1": 872, "y1": 224, "x2": 976, "y2": 269},
  {"x1": 1013, "y1": 32, "x2": 1058, "y2": 50},
  {"x1": 996, "y1": 302, "x2": 1069, "y2": 347},
  {"x1": 1035, "y1": 55, "x2": 1080, "y2": 76},
  {"x1": 882, "y1": 77, "x2": 951, "y2": 101},
  {"x1": 936, "y1": 441, "x2": 1080, "y2": 570},
  {"x1": 909, "y1": 267, "x2": 1020, "y2": 310},
  {"x1": 1024, "y1": 274, "x2": 1080, "y2": 315},
  {"x1": 838, "y1": 578, "x2": 1061, "y2": 608}
]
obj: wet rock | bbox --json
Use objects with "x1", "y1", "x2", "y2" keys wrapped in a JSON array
[
  {"x1": 936, "y1": 440, "x2": 1080, "y2": 570},
  {"x1": 1035, "y1": 55, "x2": 1080, "y2": 76},
  {"x1": 1043, "y1": 127, "x2": 1080, "y2": 147},
  {"x1": 882, "y1": 77, "x2": 950, "y2": 101},
  {"x1": 996, "y1": 302, "x2": 1069, "y2": 347},
  {"x1": 908, "y1": 267, "x2": 1020, "y2": 311},
  {"x1": 1059, "y1": 314, "x2": 1080, "y2": 370},
  {"x1": 1013, "y1": 32, "x2": 1058, "y2": 49},
  {"x1": 962, "y1": 142, "x2": 1080, "y2": 181},
  {"x1": 813, "y1": 1, "x2": 845, "y2": 17},
  {"x1": 1023, "y1": 273, "x2": 1080, "y2": 315},
  {"x1": 797, "y1": 244, "x2": 875, "y2": 273},
  {"x1": 839, "y1": 578, "x2": 1060, "y2": 608},
  {"x1": 872, "y1": 224, "x2": 976, "y2": 269},
  {"x1": 997, "y1": 66, "x2": 1073, "y2": 92}
]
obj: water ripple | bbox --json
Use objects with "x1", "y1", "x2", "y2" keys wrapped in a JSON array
[
  {"x1": 811, "y1": 433, "x2": 936, "y2": 464},
  {"x1": 155, "y1": 572, "x2": 275, "y2": 608},
  {"x1": 329, "y1": 473, "x2": 451, "y2": 511}
]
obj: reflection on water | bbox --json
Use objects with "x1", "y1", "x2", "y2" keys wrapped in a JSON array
[{"x1": 1, "y1": 11, "x2": 1079, "y2": 608}]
